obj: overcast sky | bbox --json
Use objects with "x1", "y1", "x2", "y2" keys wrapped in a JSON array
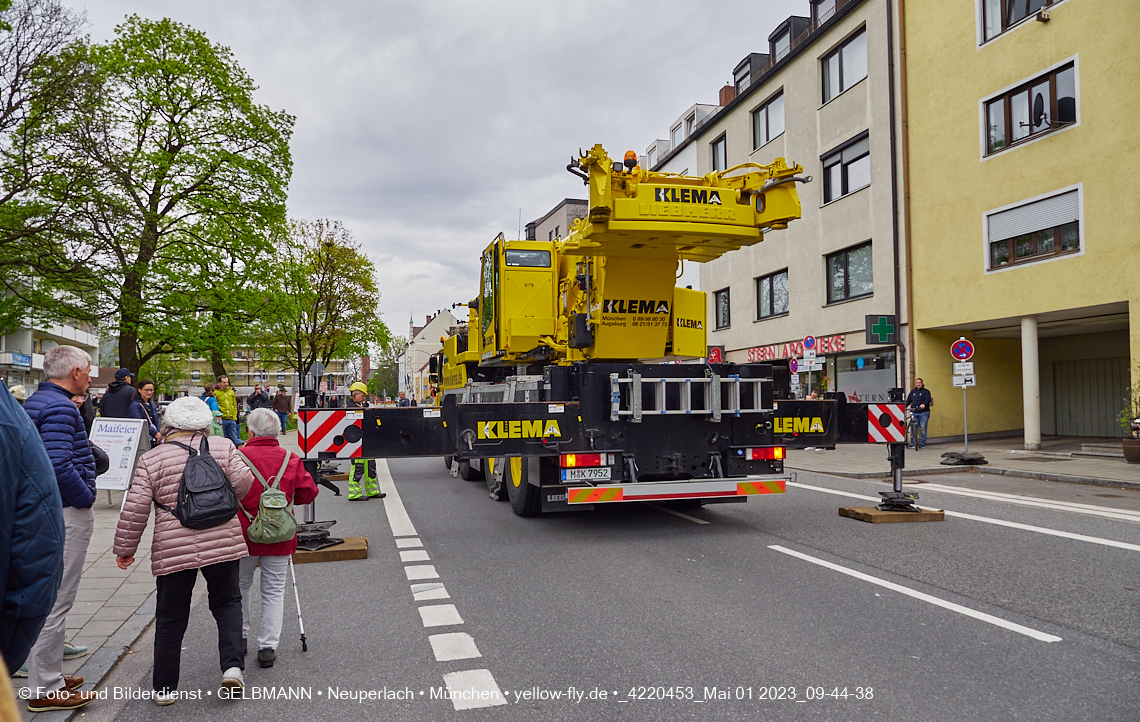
[{"x1": 80, "y1": 0, "x2": 804, "y2": 340}]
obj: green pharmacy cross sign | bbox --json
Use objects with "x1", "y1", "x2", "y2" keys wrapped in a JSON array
[{"x1": 865, "y1": 314, "x2": 897, "y2": 345}]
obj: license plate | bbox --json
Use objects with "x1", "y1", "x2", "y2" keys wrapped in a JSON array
[{"x1": 561, "y1": 467, "x2": 611, "y2": 481}]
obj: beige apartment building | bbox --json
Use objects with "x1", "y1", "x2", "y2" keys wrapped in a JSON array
[{"x1": 660, "y1": 0, "x2": 908, "y2": 402}]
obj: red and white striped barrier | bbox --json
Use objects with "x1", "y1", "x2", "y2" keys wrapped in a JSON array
[
  {"x1": 297, "y1": 409, "x2": 363, "y2": 459},
  {"x1": 867, "y1": 403, "x2": 905, "y2": 443}
]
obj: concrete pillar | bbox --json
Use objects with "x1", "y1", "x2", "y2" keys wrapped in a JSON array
[{"x1": 1021, "y1": 316, "x2": 1041, "y2": 450}]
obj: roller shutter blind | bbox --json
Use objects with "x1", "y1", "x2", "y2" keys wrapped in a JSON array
[{"x1": 988, "y1": 189, "x2": 1079, "y2": 243}]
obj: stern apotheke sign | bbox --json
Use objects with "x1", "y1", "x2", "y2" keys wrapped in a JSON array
[{"x1": 746, "y1": 335, "x2": 846, "y2": 362}]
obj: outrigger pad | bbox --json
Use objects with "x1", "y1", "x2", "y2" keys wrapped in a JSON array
[{"x1": 940, "y1": 451, "x2": 988, "y2": 466}]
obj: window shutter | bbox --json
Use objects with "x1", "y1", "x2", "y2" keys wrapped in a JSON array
[{"x1": 988, "y1": 189, "x2": 1079, "y2": 242}]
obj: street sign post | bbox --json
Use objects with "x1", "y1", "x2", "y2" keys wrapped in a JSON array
[
  {"x1": 865, "y1": 315, "x2": 897, "y2": 345},
  {"x1": 951, "y1": 337, "x2": 975, "y2": 361},
  {"x1": 950, "y1": 338, "x2": 976, "y2": 452}
]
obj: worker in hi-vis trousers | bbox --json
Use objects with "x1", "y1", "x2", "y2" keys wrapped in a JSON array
[{"x1": 347, "y1": 382, "x2": 385, "y2": 501}]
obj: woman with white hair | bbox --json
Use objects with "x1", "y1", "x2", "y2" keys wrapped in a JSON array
[
  {"x1": 235, "y1": 408, "x2": 318, "y2": 669},
  {"x1": 113, "y1": 396, "x2": 254, "y2": 704}
]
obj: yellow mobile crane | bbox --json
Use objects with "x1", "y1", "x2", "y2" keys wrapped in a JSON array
[{"x1": 299, "y1": 146, "x2": 910, "y2": 518}]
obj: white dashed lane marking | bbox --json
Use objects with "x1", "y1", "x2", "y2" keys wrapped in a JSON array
[
  {"x1": 376, "y1": 459, "x2": 509, "y2": 710},
  {"x1": 404, "y1": 564, "x2": 439, "y2": 581},
  {"x1": 443, "y1": 669, "x2": 508, "y2": 710},
  {"x1": 411, "y1": 582, "x2": 450, "y2": 601},
  {"x1": 419, "y1": 604, "x2": 464, "y2": 627},
  {"x1": 429, "y1": 632, "x2": 482, "y2": 662}
]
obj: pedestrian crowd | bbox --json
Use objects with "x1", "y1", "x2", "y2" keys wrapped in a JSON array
[{"x1": 3, "y1": 348, "x2": 319, "y2": 713}]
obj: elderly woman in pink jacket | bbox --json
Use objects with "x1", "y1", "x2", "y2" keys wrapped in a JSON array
[{"x1": 113, "y1": 397, "x2": 253, "y2": 705}]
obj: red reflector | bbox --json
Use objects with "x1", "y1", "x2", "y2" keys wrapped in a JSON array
[
  {"x1": 561, "y1": 453, "x2": 603, "y2": 468},
  {"x1": 747, "y1": 447, "x2": 786, "y2": 460}
]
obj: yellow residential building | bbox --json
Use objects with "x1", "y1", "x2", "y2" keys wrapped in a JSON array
[{"x1": 905, "y1": 0, "x2": 1139, "y2": 446}]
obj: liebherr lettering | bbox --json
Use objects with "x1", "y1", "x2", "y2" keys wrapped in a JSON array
[{"x1": 476, "y1": 419, "x2": 562, "y2": 439}]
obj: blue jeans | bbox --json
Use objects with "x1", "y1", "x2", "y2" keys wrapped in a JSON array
[
  {"x1": 276, "y1": 411, "x2": 288, "y2": 433},
  {"x1": 913, "y1": 411, "x2": 930, "y2": 447},
  {"x1": 222, "y1": 419, "x2": 241, "y2": 446}
]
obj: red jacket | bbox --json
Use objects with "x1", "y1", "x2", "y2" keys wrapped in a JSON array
[{"x1": 237, "y1": 436, "x2": 318, "y2": 556}]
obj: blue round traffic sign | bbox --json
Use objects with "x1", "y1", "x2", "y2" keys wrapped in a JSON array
[
  {"x1": 951, "y1": 338, "x2": 975, "y2": 361},
  {"x1": 856, "y1": 356, "x2": 865, "y2": 369},
  {"x1": 803, "y1": 335, "x2": 817, "y2": 351},
  {"x1": 789, "y1": 358, "x2": 799, "y2": 374}
]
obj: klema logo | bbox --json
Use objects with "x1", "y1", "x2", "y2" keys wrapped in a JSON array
[
  {"x1": 603, "y1": 299, "x2": 670, "y2": 314},
  {"x1": 774, "y1": 417, "x2": 825, "y2": 434},
  {"x1": 653, "y1": 187, "x2": 722, "y2": 205},
  {"x1": 476, "y1": 419, "x2": 562, "y2": 440},
  {"x1": 676, "y1": 318, "x2": 703, "y2": 329}
]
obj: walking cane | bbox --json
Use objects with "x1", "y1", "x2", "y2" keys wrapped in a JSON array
[{"x1": 288, "y1": 556, "x2": 308, "y2": 652}]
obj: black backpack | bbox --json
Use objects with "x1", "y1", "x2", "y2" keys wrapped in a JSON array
[{"x1": 154, "y1": 434, "x2": 241, "y2": 530}]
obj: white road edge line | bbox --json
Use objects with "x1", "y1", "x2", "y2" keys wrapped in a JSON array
[
  {"x1": 768, "y1": 545, "x2": 1062, "y2": 643},
  {"x1": 648, "y1": 502, "x2": 711, "y2": 524},
  {"x1": 375, "y1": 459, "x2": 418, "y2": 537},
  {"x1": 916, "y1": 483, "x2": 1140, "y2": 523},
  {"x1": 787, "y1": 481, "x2": 1140, "y2": 553}
]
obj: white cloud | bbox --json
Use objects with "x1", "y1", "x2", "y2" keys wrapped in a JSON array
[{"x1": 79, "y1": 0, "x2": 806, "y2": 333}]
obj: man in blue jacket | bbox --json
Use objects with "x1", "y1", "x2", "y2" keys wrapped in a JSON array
[
  {"x1": 21, "y1": 346, "x2": 98, "y2": 712},
  {"x1": 0, "y1": 379, "x2": 64, "y2": 673}
]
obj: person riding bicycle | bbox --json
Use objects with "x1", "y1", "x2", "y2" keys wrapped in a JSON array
[
  {"x1": 346, "y1": 382, "x2": 384, "y2": 500},
  {"x1": 905, "y1": 379, "x2": 933, "y2": 449}
]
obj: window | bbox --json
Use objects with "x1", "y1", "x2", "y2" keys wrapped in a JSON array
[
  {"x1": 505, "y1": 249, "x2": 552, "y2": 267},
  {"x1": 548, "y1": 229, "x2": 554, "y2": 242},
  {"x1": 711, "y1": 135, "x2": 727, "y2": 172},
  {"x1": 648, "y1": 147, "x2": 657, "y2": 168},
  {"x1": 987, "y1": 188, "x2": 1080, "y2": 269},
  {"x1": 773, "y1": 31, "x2": 790, "y2": 61},
  {"x1": 822, "y1": 29, "x2": 867, "y2": 103},
  {"x1": 813, "y1": 0, "x2": 837, "y2": 24},
  {"x1": 826, "y1": 242, "x2": 873, "y2": 303},
  {"x1": 983, "y1": 0, "x2": 1056, "y2": 42},
  {"x1": 822, "y1": 134, "x2": 870, "y2": 203},
  {"x1": 714, "y1": 288, "x2": 731, "y2": 329},
  {"x1": 671, "y1": 125, "x2": 682, "y2": 149},
  {"x1": 555, "y1": 225, "x2": 560, "y2": 239},
  {"x1": 756, "y1": 270, "x2": 789, "y2": 319},
  {"x1": 734, "y1": 64, "x2": 751, "y2": 94},
  {"x1": 985, "y1": 63, "x2": 1076, "y2": 155},
  {"x1": 752, "y1": 92, "x2": 785, "y2": 149},
  {"x1": 191, "y1": 370, "x2": 201, "y2": 382},
  {"x1": 277, "y1": 373, "x2": 285, "y2": 382},
  {"x1": 685, "y1": 114, "x2": 695, "y2": 137}
]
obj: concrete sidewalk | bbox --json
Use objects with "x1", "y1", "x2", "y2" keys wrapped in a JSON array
[{"x1": 786, "y1": 436, "x2": 1140, "y2": 490}]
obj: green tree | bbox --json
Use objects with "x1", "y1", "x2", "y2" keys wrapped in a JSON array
[
  {"x1": 367, "y1": 334, "x2": 405, "y2": 399},
  {"x1": 0, "y1": 0, "x2": 89, "y2": 334},
  {"x1": 258, "y1": 219, "x2": 390, "y2": 381},
  {"x1": 22, "y1": 15, "x2": 293, "y2": 374}
]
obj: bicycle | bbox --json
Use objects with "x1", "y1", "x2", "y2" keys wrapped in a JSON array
[{"x1": 904, "y1": 407, "x2": 922, "y2": 449}]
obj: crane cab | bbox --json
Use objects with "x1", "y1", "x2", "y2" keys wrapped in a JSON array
[{"x1": 479, "y1": 236, "x2": 557, "y2": 365}]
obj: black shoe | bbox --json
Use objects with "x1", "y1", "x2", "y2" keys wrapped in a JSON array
[{"x1": 258, "y1": 648, "x2": 275, "y2": 668}]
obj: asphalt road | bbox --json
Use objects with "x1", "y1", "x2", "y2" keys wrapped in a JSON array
[{"x1": 90, "y1": 458, "x2": 1140, "y2": 722}]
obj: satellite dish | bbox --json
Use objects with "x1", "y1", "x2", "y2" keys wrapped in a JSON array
[{"x1": 1032, "y1": 93, "x2": 1046, "y2": 127}]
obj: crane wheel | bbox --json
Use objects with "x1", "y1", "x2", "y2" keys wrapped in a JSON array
[
  {"x1": 458, "y1": 459, "x2": 484, "y2": 481},
  {"x1": 507, "y1": 456, "x2": 543, "y2": 517},
  {"x1": 443, "y1": 455, "x2": 454, "y2": 470}
]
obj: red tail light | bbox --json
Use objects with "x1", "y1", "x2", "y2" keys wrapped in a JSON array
[
  {"x1": 746, "y1": 447, "x2": 785, "y2": 461},
  {"x1": 561, "y1": 453, "x2": 603, "y2": 468}
]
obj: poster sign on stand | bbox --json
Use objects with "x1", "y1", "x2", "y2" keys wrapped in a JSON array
[{"x1": 91, "y1": 417, "x2": 149, "y2": 492}]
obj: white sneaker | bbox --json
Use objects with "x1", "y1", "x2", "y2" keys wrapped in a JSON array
[
  {"x1": 221, "y1": 667, "x2": 244, "y2": 690},
  {"x1": 154, "y1": 691, "x2": 177, "y2": 706}
]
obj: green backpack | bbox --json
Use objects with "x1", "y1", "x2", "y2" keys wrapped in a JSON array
[{"x1": 236, "y1": 450, "x2": 298, "y2": 545}]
